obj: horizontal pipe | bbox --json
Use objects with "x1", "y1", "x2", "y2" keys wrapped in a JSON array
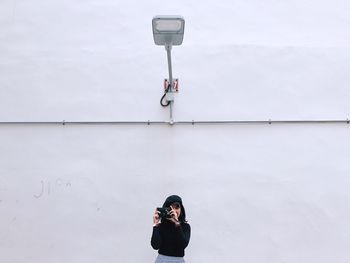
[
  {"x1": 0, "y1": 121, "x2": 167, "y2": 126},
  {"x1": 176, "y1": 120, "x2": 349, "y2": 124},
  {"x1": 0, "y1": 119, "x2": 349, "y2": 126}
]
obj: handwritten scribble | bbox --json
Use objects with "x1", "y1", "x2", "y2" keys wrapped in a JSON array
[
  {"x1": 56, "y1": 179, "x2": 62, "y2": 187},
  {"x1": 33, "y1": 180, "x2": 44, "y2": 198},
  {"x1": 34, "y1": 178, "x2": 71, "y2": 199}
]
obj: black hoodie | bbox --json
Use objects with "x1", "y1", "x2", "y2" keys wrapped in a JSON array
[{"x1": 151, "y1": 195, "x2": 191, "y2": 257}]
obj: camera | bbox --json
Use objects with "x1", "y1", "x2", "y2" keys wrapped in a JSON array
[{"x1": 157, "y1": 207, "x2": 172, "y2": 219}]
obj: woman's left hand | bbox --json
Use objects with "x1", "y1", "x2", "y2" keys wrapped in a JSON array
[{"x1": 167, "y1": 205, "x2": 180, "y2": 225}]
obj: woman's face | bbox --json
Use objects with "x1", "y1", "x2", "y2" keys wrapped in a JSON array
[{"x1": 170, "y1": 202, "x2": 181, "y2": 218}]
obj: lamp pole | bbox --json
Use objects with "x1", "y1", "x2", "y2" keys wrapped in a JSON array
[{"x1": 165, "y1": 44, "x2": 174, "y2": 123}]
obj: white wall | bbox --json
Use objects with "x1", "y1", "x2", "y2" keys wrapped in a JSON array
[{"x1": 1, "y1": 1, "x2": 350, "y2": 262}]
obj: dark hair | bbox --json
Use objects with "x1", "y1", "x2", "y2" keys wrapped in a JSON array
[{"x1": 162, "y1": 195, "x2": 187, "y2": 223}]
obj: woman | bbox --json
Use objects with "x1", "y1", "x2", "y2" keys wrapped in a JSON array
[{"x1": 151, "y1": 195, "x2": 191, "y2": 263}]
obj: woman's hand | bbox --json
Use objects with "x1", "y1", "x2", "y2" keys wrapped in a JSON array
[
  {"x1": 153, "y1": 209, "x2": 161, "y2": 226},
  {"x1": 167, "y1": 205, "x2": 181, "y2": 226}
]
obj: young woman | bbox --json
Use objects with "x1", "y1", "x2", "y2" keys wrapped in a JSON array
[{"x1": 151, "y1": 195, "x2": 191, "y2": 263}]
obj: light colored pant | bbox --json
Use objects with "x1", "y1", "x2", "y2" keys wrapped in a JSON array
[{"x1": 155, "y1": 254, "x2": 185, "y2": 263}]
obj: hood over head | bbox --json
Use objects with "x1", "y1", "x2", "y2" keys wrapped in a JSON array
[{"x1": 162, "y1": 195, "x2": 183, "y2": 208}]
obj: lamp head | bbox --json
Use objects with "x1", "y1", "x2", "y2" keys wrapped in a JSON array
[{"x1": 152, "y1": 15, "x2": 185, "y2": 46}]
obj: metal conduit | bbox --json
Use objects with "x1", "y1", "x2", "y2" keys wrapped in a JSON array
[{"x1": 0, "y1": 119, "x2": 349, "y2": 126}]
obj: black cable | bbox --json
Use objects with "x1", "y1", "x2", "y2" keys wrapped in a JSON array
[
  {"x1": 160, "y1": 84, "x2": 171, "y2": 107},
  {"x1": 160, "y1": 93, "x2": 170, "y2": 107}
]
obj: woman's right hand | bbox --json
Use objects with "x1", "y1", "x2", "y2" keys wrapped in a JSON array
[{"x1": 153, "y1": 209, "x2": 161, "y2": 226}]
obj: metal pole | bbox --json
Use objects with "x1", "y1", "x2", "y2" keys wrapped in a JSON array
[
  {"x1": 165, "y1": 44, "x2": 173, "y2": 88},
  {"x1": 165, "y1": 44, "x2": 174, "y2": 124}
]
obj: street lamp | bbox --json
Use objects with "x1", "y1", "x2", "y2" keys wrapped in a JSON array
[{"x1": 152, "y1": 15, "x2": 185, "y2": 124}]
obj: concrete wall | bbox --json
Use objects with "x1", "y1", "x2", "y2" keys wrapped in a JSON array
[{"x1": 1, "y1": 0, "x2": 350, "y2": 262}]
